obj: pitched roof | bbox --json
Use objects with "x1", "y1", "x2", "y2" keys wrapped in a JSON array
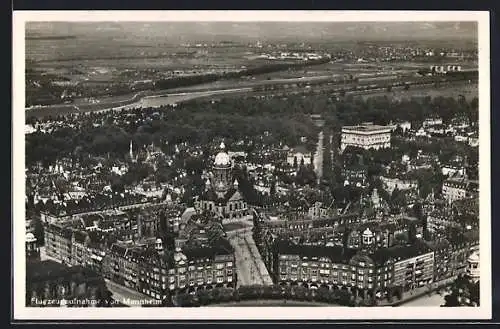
[
  {"x1": 276, "y1": 240, "x2": 357, "y2": 264},
  {"x1": 183, "y1": 238, "x2": 234, "y2": 260},
  {"x1": 370, "y1": 242, "x2": 431, "y2": 265}
]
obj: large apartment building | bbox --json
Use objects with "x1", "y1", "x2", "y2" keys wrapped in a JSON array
[
  {"x1": 102, "y1": 238, "x2": 236, "y2": 301},
  {"x1": 273, "y1": 240, "x2": 434, "y2": 298},
  {"x1": 341, "y1": 123, "x2": 392, "y2": 152}
]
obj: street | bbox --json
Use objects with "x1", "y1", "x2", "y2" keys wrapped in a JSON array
[
  {"x1": 313, "y1": 130, "x2": 324, "y2": 185},
  {"x1": 226, "y1": 224, "x2": 273, "y2": 287},
  {"x1": 104, "y1": 279, "x2": 158, "y2": 307}
]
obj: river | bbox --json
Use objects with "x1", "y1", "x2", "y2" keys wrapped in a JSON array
[{"x1": 101, "y1": 88, "x2": 253, "y2": 112}]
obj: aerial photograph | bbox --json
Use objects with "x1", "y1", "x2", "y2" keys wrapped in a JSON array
[{"x1": 21, "y1": 16, "x2": 482, "y2": 313}]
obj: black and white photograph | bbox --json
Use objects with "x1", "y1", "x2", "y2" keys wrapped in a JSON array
[{"x1": 12, "y1": 11, "x2": 491, "y2": 320}]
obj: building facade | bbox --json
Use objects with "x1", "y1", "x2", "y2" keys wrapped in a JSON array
[
  {"x1": 392, "y1": 251, "x2": 434, "y2": 291},
  {"x1": 442, "y1": 176, "x2": 479, "y2": 204},
  {"x1": 341, "y1": 123, "x2": 392, "y2": 152},
  {"x1": 380, "y1": 176, "x2": 418, "y2": 194},
  {"x1": 273, "y1": 240, "x2": 434, "y2": 298},
  {"x1": 44, "y1": 222, "x2": 74, "y2": 265}
]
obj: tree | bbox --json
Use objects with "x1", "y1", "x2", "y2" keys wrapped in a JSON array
[
  {"x1": 270, "y1": 182, "x2": 276, "y2": 196},
  {"x1": 408, "y1": 223, "x2": 417, "y2": 244},
  {"x1": 390, "y1": 188, "x2": 406, "y2": 211},
  {"x1": 443, "y1": 275, "x2": 480, "y2": 307}
]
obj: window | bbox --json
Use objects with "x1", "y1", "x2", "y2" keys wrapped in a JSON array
[
  {"x1": 216, "y1": 263, "x2": 224, "y2": 269},
  {"x1": 227, "y1": 262, "x2": 233, "y2": 267}
]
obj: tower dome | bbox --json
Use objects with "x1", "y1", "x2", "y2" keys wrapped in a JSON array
[
  {"x1": 214, "y1": 142, "x2": 231, "y2": 167},
  {"x1": 362, "y1": 228, "x2": 373, "y2": 237},
  {"x1": 214, "y1": 152, "x2": 231, "y2": 166},
  {"x1": 362, "y1": 228, "x2": 374, "y2": 245},
  {"x1": 212, "y1": 141, "x2": 232, "y2": 195},
  {"x1": 467, "y1": 251, "x2": 480, "y2": 282},
  {"x1": 26, "y1": 232, "x2": 36, "y2": 242}
]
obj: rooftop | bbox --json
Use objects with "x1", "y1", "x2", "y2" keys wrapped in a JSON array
[
  {"x1": 342, "y1": 123, "x2": 391, "y2": 133},
  {"x1": 183, "y1": 238, "x2": 234, "y2": 260},
  {"x1": 276, "y1": 240, "x2": 357, "y2": 264}
]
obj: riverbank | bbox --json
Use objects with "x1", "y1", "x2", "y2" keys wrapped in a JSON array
[{"x1": 25, "y1": 80, "x2": 477, "y2": 120}]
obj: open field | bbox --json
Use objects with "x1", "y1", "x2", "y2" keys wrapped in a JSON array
[{"x1": 357, "y1": 82, "x2": 478, "y2": 100}]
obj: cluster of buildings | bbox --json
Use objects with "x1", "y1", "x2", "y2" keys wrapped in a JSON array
[
  {"x1": 39, "y1": 199, "x2": 236, "y2": 301},
  {"x1": 255, "y1": 52, "x2": 327, "y2": 61},
  {"x1": 27, "y1": 145, "x2": 255, "y2": 301},
  {"x1": 429, "y1": 65, "x2": 463, "y2": 74},
  {"x1": 25, "y1": 94, "x2": 480, "y2": 306},
  {"x1": 410, "y1": 115, "x2": 478, "y2": 147},
  {"x1": 253, "y1": 205, "x2": 478, "y2": 298},
  {"x1": 442, "y1": 174, "x2": 479, "y2": 204}
]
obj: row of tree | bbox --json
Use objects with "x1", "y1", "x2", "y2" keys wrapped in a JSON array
[{"x1": 174, "y1": 284, "x2": 356, "y2": 307}]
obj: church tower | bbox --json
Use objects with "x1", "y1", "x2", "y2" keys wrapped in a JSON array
[
  {"x1": 213, "y1": 142, "x2": 232, "y2": 198},
  {"x1": 371, "y1": 188, "x2": 381, "y2": 209},
  {"x1": 129, "y1": 140, "x2": 137, "y2": 163}
]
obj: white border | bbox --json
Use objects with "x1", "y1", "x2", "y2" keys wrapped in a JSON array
[{"x1": 13, "y1": 11, "x2": 491, "y2": 320}]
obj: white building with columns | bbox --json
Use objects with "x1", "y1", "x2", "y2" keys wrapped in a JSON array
[{"x1": 341, "y1": 123, "x2": 392, "y2": 152}]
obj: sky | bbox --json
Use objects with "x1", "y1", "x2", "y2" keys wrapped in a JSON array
[{"x1": 26, "y1": 22, "x2": 478, "y2": 43}]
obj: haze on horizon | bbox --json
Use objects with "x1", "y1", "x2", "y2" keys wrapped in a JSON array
[{"x1": 26, "y1": 21, "x2": 478, "y2": 43}]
